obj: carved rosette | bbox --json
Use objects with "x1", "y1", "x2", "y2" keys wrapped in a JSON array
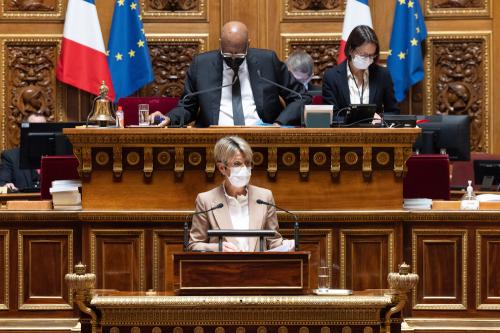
[
  {"x1": 283, "y1": 37, "x2": 341, "y2": 87},
  {"x1": 433, "y1": 39, "x2": 486, "y2": 151},
  {"x1": 5, "y1": 44, "x2": 57, "y2": 148},
  {"x1": 146, "y1": 41, "x2": 203, "y2": 97}
]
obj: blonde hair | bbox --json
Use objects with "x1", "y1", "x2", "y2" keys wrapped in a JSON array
[{"x1": 214, "y1": 136, "x2": 253, "y2": 165}]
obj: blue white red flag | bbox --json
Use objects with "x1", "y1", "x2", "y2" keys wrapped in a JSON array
[{"x1": 338, "y1": 0, "x2": 373, "y2": 63}]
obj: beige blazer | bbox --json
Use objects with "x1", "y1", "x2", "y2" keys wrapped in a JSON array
[{"x1": 188, "y1": 184, "x2": 283, "y2": 252}]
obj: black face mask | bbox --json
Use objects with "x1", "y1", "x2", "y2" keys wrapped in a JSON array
[{"x1": 223, "y1": 56, "x2": 245, "y2": 72}]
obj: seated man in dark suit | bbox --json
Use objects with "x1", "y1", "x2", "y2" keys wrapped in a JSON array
[
  {"x1": 286, "y1": 50, "x2": 321, "y2": 95},
  {"x1": 0, "y1": 113, "x2": 47, "y2": 191},
  {"x1": 153, "y1": 21, "x2": 309, "y2": 127},
  {"x1": 322, "y1": 25, "x2": 399, "y2": 116}
]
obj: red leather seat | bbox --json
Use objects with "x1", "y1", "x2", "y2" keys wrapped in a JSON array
[
  {"x1": 403, "y1": 154, "x2": 450, "y2": 200},
  {"x1": 40, "y1": 155, "x2": 80, "y2": 200},
  {"x1": 118, "y1": 97, "x2": 179, "y2": 127}
]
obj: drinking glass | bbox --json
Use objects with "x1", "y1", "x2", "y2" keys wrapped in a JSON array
[
  {"x1": 138, "y1": 104, "x2": 149, "y2": 126},
  {"x1": 317, "y1": 266, "x2": 330, "y2": 291}
]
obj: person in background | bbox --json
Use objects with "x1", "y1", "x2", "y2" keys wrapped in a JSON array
[
  {"x1": 286, "y1": 50, "x2": 321, "y2": 94},
  {"x1": 188, "y1": 136, "x2": 294, "y2": 252},
  {"x1": 322, "y1": 25, "x2": 399, "y2": 116},
  {"x1": 0, "y1": 112, "x2": 47, "y2": 192},
  {"x1": 151, "y1": 21, "x2": 309, "y2": 127}
]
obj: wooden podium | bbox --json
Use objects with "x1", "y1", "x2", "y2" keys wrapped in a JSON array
[
  {"x1": 64, "y1": 127, "x2": 420, "y2": 210},
  {"x1": 173, "y1": 252, "x2": 310, "y2": 295}
]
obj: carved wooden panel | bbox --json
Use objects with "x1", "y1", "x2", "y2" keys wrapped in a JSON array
[
  {"x1": 282, "y1": 0, "x2": 343, "y2": 20},
  {"x1": 0, "y1": 0, "x2": 64, "y2": 19},
  {"x1": 17, "y1": 230, "x2": 73, "y2": 310},
  {"x1": 144, "y1": 37, "x2": 207, "y2": 97},
  {"x1": 340, "y1": 229, "x2": 394, "y2": 291},
  {"x1": 476, "y1": 230, "x2": 500, "y2": 310},
  {"x1": 1, "y1": 38, "x2": 60, "y2": 149},
  {"x1": 141, "y1": 0, "x2": 206, "y2": 19},
  {"x1": 152, "y1": 230, "x2": 183, "y2": 292},
  {"x1": 426, "y1": 0, "x2": 490, "y2": 17},
  {"x1": 412, "y1": 229, "x2": 467, "y2": 310},
  {"x1": 426, "y1": 34, "x2": 490, "y2": 152},
  {"x1": 0, "y1": 230, "x2": 8, "y2": 310},
  {"x1": 90, "y1": 229, "x2": 145, "y2": 292},
  {"x1": 282, "y1": 34, "x2": 341, "y2": 87}
]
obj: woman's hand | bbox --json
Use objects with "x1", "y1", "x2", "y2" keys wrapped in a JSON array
[
  {"x1": 222, "y1": 241, "x2": 239, "y2": 252},
  {"x1": 148, "y1": 111, "x2": 170, "y2": 127}
]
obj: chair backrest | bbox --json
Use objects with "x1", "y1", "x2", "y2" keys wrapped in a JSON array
[
  {"x1": 403, "y1": 154, "x2": 450, "y2": 200},
  {"x1": 40, "y1": 155, "x2": 80, "y2": 200},
  {"x1": 118, "y1": 96, "x2": 179, "y2": 126},
  {"x1": 312, "y1": 95, "x2": 323, "y2": 105},
  {"x1": 451, "y1": 152, "x2": 500, "y2": 190}
]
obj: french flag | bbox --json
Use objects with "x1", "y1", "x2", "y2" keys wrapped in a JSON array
[
  {"x1": 338, "y1": 0, "x2": 373, "y2": 63},
  {"x1": 56, "y1": 0, "x2": 115, "y2": 99}
]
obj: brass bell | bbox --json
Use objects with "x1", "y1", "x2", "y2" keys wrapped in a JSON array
[{"x1": 88, "y1": 81, "x2": 115, "y2": 127}]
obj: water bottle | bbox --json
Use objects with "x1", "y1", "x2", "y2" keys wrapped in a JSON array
[{"x1": 115, "y1": 106, "x2": 124, "y2": 128}]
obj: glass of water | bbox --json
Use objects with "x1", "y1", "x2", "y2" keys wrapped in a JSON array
[
  {"x1": 138, "y1": 104, "x2": 149, "y2": 126},
  {"x1": 317, "y1": 266, "x2": 330, "y2": 291}
]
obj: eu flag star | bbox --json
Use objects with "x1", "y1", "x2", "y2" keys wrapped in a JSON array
[
  {"x1": 398, "y1": 52, "x2": 406, "y2": 60},
  {"x1": 137, "y1": 40, "x2": 145, "y2": 47},
  {"x1": 115, "y1": 53, "x2": 123, "y2": 61},
  {"x1": 408, "y1": 1, "x2": 414, "y2": 8},
  {"x1": 138, "y1": 14, "x2": 142, "y2": 21},
  {"x1": 141, "y1": 28, "x2": 145, "y2": 35},
  {"x1": 415, "y1": 13, "x2": 419, "y2": 20},
  {"x1": 410, "y1": 38, "x2": 418, "y2": 46},
  {"x1": 399, "y1": 0, "x2": 406, "y2": 5},
  {"x1": 106, "y1": 50, "x2": 110, "y2": 56},
  {"x1": 388, "y1": 49, "x2": 392, "y2": 56},
  {"x1": 416, "y1": 27, "x2": 420, "y2": 34},
  {"x1": 128, "y1": 50, "x2": 135, "y2": 58},
  {"x1": 130, "y1": 2, "x2": 137, "y2": 10},
  {"x1": 117, "y1": 0, "x2": 124, "y2": 6}
]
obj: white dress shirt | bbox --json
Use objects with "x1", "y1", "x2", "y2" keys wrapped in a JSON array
[
  {"x1": 223, "y1": 184, "x2": 251, "y2": 251},
  {"x1": 218, "y1": 59, "x2": 261, "y2": 126},
  {"x1": 347, "y1": 64, "x2": 370, "y2": 105}
]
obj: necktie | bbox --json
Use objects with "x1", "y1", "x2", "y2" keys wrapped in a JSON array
[{"x1": 232, "y1": 71, "x2": 245, "y2": 125}]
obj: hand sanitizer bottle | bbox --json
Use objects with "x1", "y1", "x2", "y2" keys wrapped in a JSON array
[{"x1": 460, "y1": 180, "x2": 479, "y2": 210}]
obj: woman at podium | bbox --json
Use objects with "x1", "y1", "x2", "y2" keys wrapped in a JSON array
[{"x1": 188, "y1": 136, "x2": 290, "y2": 252}]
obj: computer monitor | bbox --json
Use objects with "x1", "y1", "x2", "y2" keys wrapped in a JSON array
[
  {"x1": 413, "y1": 115, "x2": 470, "y2": 161},
  {"x1": 474, "y1": 160, "x2": 500, "y2": 190},
  {"x1": 19, "y1": 122, "x2": 85, "y2": 169},
  {"x1": 344, "y1": 104, "x2": 377, "y2": 126}
]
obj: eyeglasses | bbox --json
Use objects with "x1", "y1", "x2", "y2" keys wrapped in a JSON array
[
  {"x1": 354, "y1": 51, "x2": 377, "y2": 60},
  {"x1": 220, "y1": 49, "x2": 247, "y2": 59},
  {"x1": 225, "y1": 160, "x2": 253, "y2": 168}
]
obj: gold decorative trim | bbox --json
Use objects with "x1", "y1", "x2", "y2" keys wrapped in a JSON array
[
  {"x1": 424, "y1": 32, "x2": 491, "y2": 152},
  {"x1": 403, "y1": 318, "x2": 500, "y2": 331},
  {"x1": 174, "y1": 147, "x2": 184, "y2": 178},
  {"x1": 476, "y1": 229, "x2": 500, "y2": 310},
  {"x1": 90, "y1": 229, "x2": 145, "y2": 292},
  {"x1": 281, "y1": 0, "x2": 344, "y2": 21},
  {"x1": 344, "y1": 151, "x2": 358, "y2": 166},
  {"x1": 95, "y1": 151, "x2": 110, "y2": 166},
  {"x1": 281, "y1": 33, "x2": 342, "y2": 62},
  {"x1": 313, "y1": 152, "x2": 327, "y2": 166},
  {"x1": 144, "y1": 147, "x2": 153, "y2": 178},
  {"x1": 362, "y1": 147, "x2": 372, "y2": 179},
  {"x1": 339, "y1": 229, "x2": 394, "y2": 289},
  {"x1": 331, "y1": 146, "x2": 340, "y2": 179},
  {"x1": 17, "y1": 230, "x2": 73, "y2": 311},
  {"x1": 267, "y1": 147, "x2": 278, "y2": 178},
  {"x1": 157, "y1": 150, "x2": 171, "y2": 166},
  {"x1": 0, "y1": 0, "x2": 64, "y2": 20},
  {"x1": 205, "y1": 146, "x2": 215, "y2": 178},
  {"x1": 299, "y1": 147, "x2": 309, "y2": 178},
  {"x1": 376, "y1": 151, "x2": 390, "y2": 166},
  {"x1": 126, "y1": 151, "x2": 141, "y2": 166},
  {"x1": 0, "y1": 35, "x2": 63, "y2": 151},
  {"x1": 152, "y1": 229, "x2": 184, "y2": 291},
  {"x1": 140, "y1": 0, "x2": 207, "y2": 20},
  {"x1": 0, "y1": 230, "x2": 8, "y2": 310},
  {"x1": 113, "y1": 146, "x2": 123, "y2": 178},
  {"x1": 282, "y1": 152, "x2": 296, "y2": 167},
  {"x1": 146, "y1": 34, "x2": 208, "y2": 53},
  {"x1": 253, "y1": 152, "x2": 264, "y2": 166},
  {"x1": 411, "y1": 229, "x2": 468, "y2": 310},
  {"x1": 188, "y1": 152, "x2": 202, "y2": 167},
  {"x1": 425, "y1": 0, "x2": 490, "y2": 17}
]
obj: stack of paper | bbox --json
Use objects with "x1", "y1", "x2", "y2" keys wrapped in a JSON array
[
  {"x1": 50, "y1": 180, "x2": 82, "y2": 210},
  {"x1": 403, "y1": 198, "x2": 432, "y2": 210}
]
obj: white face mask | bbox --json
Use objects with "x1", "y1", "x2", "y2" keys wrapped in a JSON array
[
  {"x1": 227, "y1": 166, "x2": 251, "y2": 188},
  {"x1": 352, "y1": 55, "x2": 373, "y2": 70}
]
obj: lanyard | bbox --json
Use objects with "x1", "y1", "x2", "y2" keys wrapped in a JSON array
[{"x1": 352, "y1": 75, "x2": 365, "y2": 104}]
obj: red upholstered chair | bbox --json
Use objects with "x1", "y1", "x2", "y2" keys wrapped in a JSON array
[
  {"x1": 403, "y1": 154, "x2": 450, "y2": 200},
  {"x1": 312, "y1": 95, "x2": 323, "y2": 105},
  {"x1": 40, "y1": 155, "x2": 80, "y2": 200},
  {"x1": 118, "y1": 97, "x2": 179, "y2": 127},
  {"x1": 450, "y1": 152, "x2": 500, "y2": 190}
]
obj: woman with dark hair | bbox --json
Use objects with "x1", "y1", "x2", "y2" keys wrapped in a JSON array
[{"x1": 322, "y1": 25, "x2": 399, "y2": 116}]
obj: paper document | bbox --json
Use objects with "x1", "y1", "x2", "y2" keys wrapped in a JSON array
[{"x1": 266, "y1": 239, "x2": 295, "y2": 252}]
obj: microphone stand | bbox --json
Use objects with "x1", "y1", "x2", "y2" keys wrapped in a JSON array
[
  {"x1": 183, "y1": 203, "x2": 224, "y2": 251},
  {"x1": 256, "y1": 199, "x2": 300, "y2": 251}
]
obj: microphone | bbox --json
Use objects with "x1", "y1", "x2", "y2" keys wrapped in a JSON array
[
  {"x1": 256, "y1": 70, "x2": 303, "y2": 101},
  {"x1": 171, "y1": 76, "x2": 239, "y2": 128},
  {"x1": 184, "y1": 203, "x2": 224, "y2": 251},
  {"x1": 256, "y1": 199, "x2": 299, "y2": 251}
]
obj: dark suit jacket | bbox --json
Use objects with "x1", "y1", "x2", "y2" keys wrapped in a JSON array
[
  {"x1": 0, "y1": 148, "x2": 38, "y2": 189},
  {"x1": 168, "y1": 48, "x2": 310, "y2": 127},
  {"x1": 322, "y1": 61, "x2": 400, "y2": 115}
]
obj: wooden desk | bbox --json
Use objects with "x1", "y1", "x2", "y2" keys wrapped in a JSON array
[{"x1": 64, "y1": 127, "x2": 420, "y2": 210}]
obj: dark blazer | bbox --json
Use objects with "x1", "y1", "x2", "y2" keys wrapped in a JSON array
[
  {"x1": 0, "y1": 148, "x2": 38, "y2": 189},
  {"x1": 322, "y1": 61, "x2": 400, "y2": 115},
  {"x1": 168, "y1": 48, "x2": 310, "y2": 127}
]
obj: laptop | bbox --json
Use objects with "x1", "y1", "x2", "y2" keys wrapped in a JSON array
[{"x1": 344, "y1": 104, "x2": 377, "y2": 127}]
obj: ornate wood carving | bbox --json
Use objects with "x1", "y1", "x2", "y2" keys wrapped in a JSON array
[
  {"x1": 284, "y1": 37, "x2": 340, "y2": 87},
  {"x1": 141, "y1": 0, "x2": 206, "y2": 19},
  {"x1": 432, "y1": 0, "x2": 482, "y2": 8},
  {"x1": 148, "y1": 0, "x2": 198, "y2": 11},
  {"x1": 7, "y1": 0, "x2": 54, "y2": 11},
  {"x1": 0, "y1": 230, "x2": 8, "y2": 310},
  {"x1": 5, "y1": 43, "x2": 57, "y2": 148},
  {"x1": 146, "y1": 41, "x2": 203, "y2": 97},
  {"x1": 426, "y1": 0, "x2": 489, "y2": 17},
  {"x1": 290, "y1": 0, "x2": 340, "y2": 10},
  {"x1": 432, "y1": 39, "x2": 486, "y2": 151}
]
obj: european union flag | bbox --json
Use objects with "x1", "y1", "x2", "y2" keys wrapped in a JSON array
[
  {"x1": 107, "y1": 0, "x2": 154, "y2": 101},
  {"x1": 387, "y1": 0, "x2": 427, "y2": 102}
]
